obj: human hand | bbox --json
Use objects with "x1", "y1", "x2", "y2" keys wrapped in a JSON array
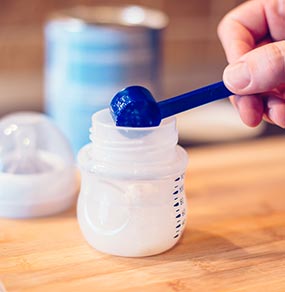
[{"x1": 218, "y1": 0, "x2": 285, "y2": 128}]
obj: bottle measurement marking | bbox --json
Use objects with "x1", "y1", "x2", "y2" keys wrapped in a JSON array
[{"x1": 172, "y1": 174, "x2": 186, "y2": 239}]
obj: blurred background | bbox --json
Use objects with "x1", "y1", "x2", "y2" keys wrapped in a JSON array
[{"x1": 0, "y1": 0, "x2": 282, "y2": 150}]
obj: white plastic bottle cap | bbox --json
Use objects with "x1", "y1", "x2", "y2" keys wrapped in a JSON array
[{"x1": 0, "y1": 112, "x2": 78, "y2": 218}]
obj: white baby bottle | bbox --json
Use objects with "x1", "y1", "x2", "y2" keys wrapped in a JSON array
[{"x1": 77, "y1": 109, "x2": 188, "y2": 257}]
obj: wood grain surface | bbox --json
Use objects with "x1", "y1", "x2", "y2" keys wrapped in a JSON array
[{"x1": 1, "y1": 136, "x2": 285, "y2": 292}]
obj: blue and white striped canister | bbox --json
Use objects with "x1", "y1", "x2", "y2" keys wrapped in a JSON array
[{"x1": 44, "y1": 6, "x2": 168, "y2": 153}]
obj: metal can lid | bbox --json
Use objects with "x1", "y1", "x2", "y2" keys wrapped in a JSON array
[{"x1": 48, "y1": 5, "x2": 168, "y2": 30}]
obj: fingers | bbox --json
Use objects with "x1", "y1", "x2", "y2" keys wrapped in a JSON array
[
  {"x1": 264, "y1": 0, "x2": 285, "y2": 41},
  {"x1": 218, "y1": 0, "x2": 285, "y2": 128},
  {"x1": 217, "y1": 0, "x2": 267, "y2": 62},
  {"x1": 223, "y1": 41, "x2": 285, "y2": 95},
  {"x1": 230, "y1": 92, "x2": 285, "y2": 128},
  {"x1": 264, "y1": 94, "x2": 285, "y2": 128},
  {"x1": 232, "y1": 94, "x2": 264, "y2": 127},
  {"x1": 218, "y1": 0, "x2": 285, "y2": 63},
  {"x1": 224, "y1": 41, "x2": 285, "y2": 128}
]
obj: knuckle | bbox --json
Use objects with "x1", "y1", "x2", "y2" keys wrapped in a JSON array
[{"x1": 264, "y1": 42, "x2": 285, "y2": 79}]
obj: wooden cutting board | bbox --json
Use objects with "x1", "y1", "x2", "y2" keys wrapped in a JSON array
[{"x1": 1, "y1": 136, "x2": 285, "y2": 292}]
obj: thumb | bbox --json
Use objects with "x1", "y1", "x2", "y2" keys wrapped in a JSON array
[{"x1": 223, "y1": 41, "x2": 285, "y2": 95}]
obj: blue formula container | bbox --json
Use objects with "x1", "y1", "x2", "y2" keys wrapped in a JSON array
[{"x1": 44, "y1": 6, "x2": 168, "y2": 153}]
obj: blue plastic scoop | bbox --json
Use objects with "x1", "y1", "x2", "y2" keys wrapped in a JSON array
[{"x1": 110, "y1": 81, "x2": 233, "y2": 127}]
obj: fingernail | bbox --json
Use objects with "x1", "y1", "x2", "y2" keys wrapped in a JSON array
[
  {"x1": 224, "y1": 62, "x2": 251, "y2": 91},
  {"x1": 268, "y1": 106, "x2": 285, "y2": 129},
  {"x1": 264, "y1": 93, "x2": 285, "y2": 128}
]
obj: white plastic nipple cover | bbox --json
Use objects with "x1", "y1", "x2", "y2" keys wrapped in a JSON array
[
  {"x1": 1, "y1": 124, "x2": 54, "y2": 174},
  {"x1": 0, "y1": 112, "x2": 78, "y2": 218}
]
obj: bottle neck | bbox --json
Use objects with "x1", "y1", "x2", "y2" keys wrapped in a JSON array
[{"x1": 89, "y1": 109, "x2": 178, "y2": 164}]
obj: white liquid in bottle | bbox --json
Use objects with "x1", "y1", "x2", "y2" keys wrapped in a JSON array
[{"x1": 77, "y1": 109, "x2": 188, "y2": 257}]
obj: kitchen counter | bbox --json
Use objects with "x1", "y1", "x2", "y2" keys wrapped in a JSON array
[{"x1": 1, "y1": 136, "x2": 285, "y2": 292}]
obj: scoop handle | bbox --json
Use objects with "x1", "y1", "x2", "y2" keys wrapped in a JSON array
[{"x1": 158, "y1": 81, "x2": 233, "y2": 119}]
